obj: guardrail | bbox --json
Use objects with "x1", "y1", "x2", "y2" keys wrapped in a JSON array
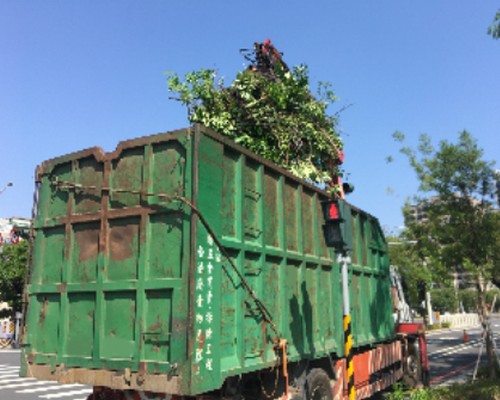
[{"x1": 439, "y1": 313, "x2": 480, "y2": 328}]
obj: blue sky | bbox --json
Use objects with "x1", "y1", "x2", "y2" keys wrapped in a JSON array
[{"x1": 1, "y1": 1, "x2": 499, "y2": 231}]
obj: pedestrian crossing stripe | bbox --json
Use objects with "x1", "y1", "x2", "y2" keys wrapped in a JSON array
[
  {"x1": 2, "y1": 381, "x2": 52, "y2": 390},
  {"x1": 0, "y1": 364, "x2": 91, "y2": 399},
  {"x1": 0, "y1": 375, "x2": 27, "y2": 382},
  {"x1": 18, "y1": 384, "x2": 84, "y2": 393},
  {"x1": 40, "y1": 389, "x2": 91, "y2": 399}
]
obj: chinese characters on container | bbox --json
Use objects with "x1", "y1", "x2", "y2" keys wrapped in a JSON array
[{"x1": 194, "y1": 234, "x2": 221, "y2": 374}]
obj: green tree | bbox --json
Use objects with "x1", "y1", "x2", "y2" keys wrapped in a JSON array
[
  {"x1": 387, "y1": 233, "x2": 432, "y2": 314},
  {"x1": 488, "y1": 8, "x2": 500, "y2": 39},
  {"x1": 431, "y1": 288, "x2": 459, "y2": 313},
  {"x1": 395, "y1": 130, "x2": 498, "y2": 378},
  {"x1": 490, "y1": 210, "x2": 500, "y2": 288},
  {"x1": 0, "y1": 241, "x2": 27, "y2": 315},
  {"x1": 458, "y1": 289, "x2": 477, "y2": 312},
  {"x1": 485, "y1": 288, "x2": 500, "y2": 312},
  {"x1": 167, "y1": 50, "x2": 344, "y2": 192}
]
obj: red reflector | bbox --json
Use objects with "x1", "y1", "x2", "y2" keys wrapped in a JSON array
[
  {"x1": 338, "y1": 150, "x2": 345, "y2": 164},
  {"x1": 328, "y1": 203, "x2": 339, "y2": 219}
]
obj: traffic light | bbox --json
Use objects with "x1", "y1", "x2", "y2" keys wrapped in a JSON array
[{"x1": 321, "y1": 200, "x2": 345, "y2": 249}]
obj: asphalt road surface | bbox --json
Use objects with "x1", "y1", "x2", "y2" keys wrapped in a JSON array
[
  {"x1": 1, "y1": 316, "x2": 499, "y2": 399},
  {"x1": 427, "y1": 314, "x2": 500, "y2": 386},
  {"x1": 0, "y1": 349, "x2": 91, "y2": 400}
]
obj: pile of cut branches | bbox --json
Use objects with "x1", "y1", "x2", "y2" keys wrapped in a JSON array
[{"x1": 167, "y1": 41, "x2": 344, "y2": 192}]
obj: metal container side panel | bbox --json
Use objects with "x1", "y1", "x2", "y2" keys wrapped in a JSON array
[
  {"x1": 192, "y1": 129, "x2": 344, "y2": 393},
  {"x1": 188, "y1": 130, "x2": 225, "y2": 393},
  {"x1": 22, "y1": 131, "x2": 193, "y2": 389},
  {"x1": 342, "y1": 203, "x2": 395, "y2": 347}
]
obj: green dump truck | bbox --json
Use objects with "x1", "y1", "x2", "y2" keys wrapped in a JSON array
[{"x1": 21, "y1": 125, "x2": 428, "y2": 400}]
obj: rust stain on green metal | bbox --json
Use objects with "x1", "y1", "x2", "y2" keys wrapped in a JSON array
[{"x1": 23, "y1": 126, "x2": 395, "y2": 396}]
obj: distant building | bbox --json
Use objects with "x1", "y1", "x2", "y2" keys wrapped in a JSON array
[
  {"x1": 405, "y1": 195, "x2": 485, "y2": 226},
  {"x1": 404, "y1": 196, "x2": 451, "y2": 225},
  {"x1": 405, "y1": 198, "x2": 432, "y2": 225},
  {"x1": 0, "y1": 217, "x2": 31, "y2": 249},
  {"x1": 0, "y1": 217, "x2": 31, "y2": 311}
]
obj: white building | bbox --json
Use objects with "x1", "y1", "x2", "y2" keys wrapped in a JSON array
[{"x1": 0, "y1": 217, "x2": 30, "y2": 248}]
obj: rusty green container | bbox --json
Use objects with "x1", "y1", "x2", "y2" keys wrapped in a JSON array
[{"x1": 21, "y1": 125, "x2": 394, "y2": 395}]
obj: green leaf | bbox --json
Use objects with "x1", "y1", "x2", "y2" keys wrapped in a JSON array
[{"x1": 166, "y1": 55, "x2": 344, "y2": 190}]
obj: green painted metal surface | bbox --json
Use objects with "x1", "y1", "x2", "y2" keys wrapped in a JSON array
[{"x1": 22, "y1": 125, "x2": 394, "y2": 395}]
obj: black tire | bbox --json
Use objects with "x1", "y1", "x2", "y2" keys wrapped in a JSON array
[
  {"x1": 403, "y1": 341, "x2": 422, "y2": 387},
  {"x1": 86, "y1": 390, "x2": 126, "y2": 400},
  {"x1": 421, "y1": 368, "x2": 430, "y2": 387},
  {"x1": 86, "y1": 393, "x2": 109, "y2": 400},
  {"x1": 305, "y1": 368, "x2": 332, "y2": 400}
]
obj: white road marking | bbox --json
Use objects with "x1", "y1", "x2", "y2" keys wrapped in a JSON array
[
  {"x1": 40, "y1": 389, "x2": 92, "y2": 399},
  {"x1": 429, "y1": 339, "x2": 481, "y2": 358},
  {"x1": 0, "y1": 370, "x2": 21, "y2": 375},
  {"x1": 429, "y1": 332, "x2": 500, "y2": 360},
  {"x1": 0, "y1": 376, "x2": 30, "y2": 383},
  {"x1": 17, "y1": 383, "x2": 84, "y2": 393},
  {"x1": 3, "y1": 380, "x2": 52, "y2": 389},
  {"x1": 0, "y1": 363, "x2": 91, "y2": 398}
]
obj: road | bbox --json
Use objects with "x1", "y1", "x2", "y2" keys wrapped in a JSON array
[
  {"x1": 1, "y1": 316, "x2": 499, "y2": 399},
  {"x1": 427, "y1": 314, "x2": 500, "y2": 386},
  {"x1": 0, "y1": 349, "x2": 91, "y2": 400}
]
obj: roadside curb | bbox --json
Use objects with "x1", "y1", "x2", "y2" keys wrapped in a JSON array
[{"x1": 426, "y1": 325, "x2": 481, "y2": 336}]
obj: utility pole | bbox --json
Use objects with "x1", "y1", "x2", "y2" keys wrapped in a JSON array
[{"x1": 426, "y1": 290, "x2": 433, "y2": 325}]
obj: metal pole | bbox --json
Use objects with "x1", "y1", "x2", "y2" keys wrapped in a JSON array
[
  {"x1": 14, "y1": 312, "x2": 22, "y2": 348},
  {"x1": 339, "y1": 253, "x2": 355, "y2": 400},
  {"x1": 426, "y1": 291, "x2": 433, "y2": 325},
  {"x1": 341, "y1": 254, "x2": 350, "y2": 316}
]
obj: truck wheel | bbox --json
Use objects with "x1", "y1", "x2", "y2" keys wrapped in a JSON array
[
  {"x1": 403, "y1": 341, "x2": 422, "y2": 387},
  {"x1": 306, "y1": 368, "x2": 332, "y2": 400},
  {"x1": 86, "y1": 390, "x2": 127, "y2": 400}
]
